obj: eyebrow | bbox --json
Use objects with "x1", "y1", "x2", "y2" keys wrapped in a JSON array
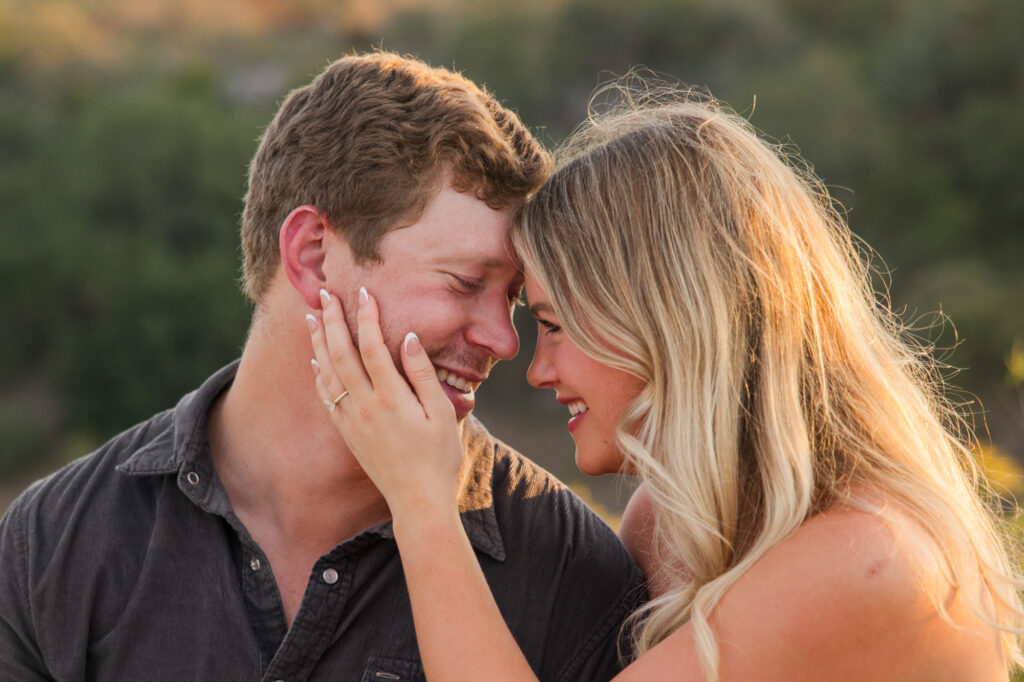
[
  {"x1": 440, "y1": 255, "x2": 513, "y2": 270},
  {"x1": 529, "y1": 302, "x2": 554, "y2": 317}
]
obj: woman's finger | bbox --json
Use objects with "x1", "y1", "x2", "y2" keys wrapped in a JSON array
[
  {"x1": 401, "y1": 332, "x2": 453, "y2": 420},
  {"x1": 318, "y1": 288, "x2": 372, "y2": 398},
  {"x1": 355, "y1": 287, "x2": 409, "y2": 397},
  {"x1": 312, "y1": 368, "x2": 337, "y2": 412},
  {"x1": 310, "y1": 358, "x2": 330, "y2": 402},
  {"x1": 308, "y1": 311, "x2": 349, "y2": 407}
]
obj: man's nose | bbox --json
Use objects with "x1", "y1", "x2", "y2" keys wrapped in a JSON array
[{"x1": 466, "y1": 296, "x2": 520, "y2": 361}]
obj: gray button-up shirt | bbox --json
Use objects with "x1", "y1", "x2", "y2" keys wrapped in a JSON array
[{"x1": 0, "y1": 362, "x2": 646, "y2": 681}]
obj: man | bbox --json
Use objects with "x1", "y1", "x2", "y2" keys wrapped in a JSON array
[{"x1": 0, "y1": 53, "x2": 645, "y2": 680}]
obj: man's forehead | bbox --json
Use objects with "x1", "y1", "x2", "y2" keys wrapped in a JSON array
[
  {"x1": 413, "y1": 221, "x2": 521, "y2": 271},
  {"x1": 376, "y1": 182, "x2": 522, "y2": 272}
]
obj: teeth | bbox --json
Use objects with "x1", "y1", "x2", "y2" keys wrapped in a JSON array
[
  {"x1": 436, "y1": 368, "x2": 475, "y2": 394},
  {"x1": 568, "y1": 401, "x2": 589, "y2": 417}
]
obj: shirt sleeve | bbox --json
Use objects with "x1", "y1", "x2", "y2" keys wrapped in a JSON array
[
  {"x1": 541, "y1": 497, "x2": 648, "y2": 682},
  {"x1": 0, "y1": 495, "x2": 54, "y2": 681}
]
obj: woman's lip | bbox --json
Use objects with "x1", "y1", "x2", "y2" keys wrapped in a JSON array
[{"x1": 568, "y1": 410, "x2": 587, "y2": 432}]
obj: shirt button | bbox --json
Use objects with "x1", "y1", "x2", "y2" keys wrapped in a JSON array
[
  {"x1": 186, "y1": 471, "x2": 200, "y2": 485},
  {"x1": 250, "y1": 557, "x2": 261, "y2": 571},
  {"x1": 322, "y1": 568, "x2": 339, "y2": 584}
]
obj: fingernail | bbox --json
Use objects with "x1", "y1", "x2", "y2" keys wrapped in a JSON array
[
  {"x1": 404, "y1": 332, "x2": 422, "y2": 356},
  {"x1": 319, "y1": 288, "x2": 331, "y2": 306},
  {"x1": 358, "y1": 286, "x2": 368, "y2": 306},
  {"x1": 305, "y1": 313, "x2": 317, "y2": 332},
  {"x1": 310, "y1": 358, "x2": 320, "y2": 372}
]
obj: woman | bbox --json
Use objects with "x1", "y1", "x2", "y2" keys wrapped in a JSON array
[{"x1": 307, "y1": 85, "x2": 1022, "y2": 680}]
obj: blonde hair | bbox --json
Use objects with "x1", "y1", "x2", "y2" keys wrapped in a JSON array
[{"x1": 513, "y1": 83, "x2": 1023, "y2": 679}]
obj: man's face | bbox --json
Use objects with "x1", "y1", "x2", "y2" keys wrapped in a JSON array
[{"x1": 327, "y1": 181, "x2": 522, "y2": 421}]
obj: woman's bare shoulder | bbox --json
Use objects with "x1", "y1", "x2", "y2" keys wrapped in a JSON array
[{"x1": 618, "y1": 500, "x2": 1006, "y2": 681}]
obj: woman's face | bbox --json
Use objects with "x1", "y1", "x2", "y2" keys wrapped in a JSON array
[{"x1": 524, "y1": 270, "x2": 645, "y2": 476}]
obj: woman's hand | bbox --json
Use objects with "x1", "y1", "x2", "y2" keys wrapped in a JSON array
[
  {"x1": 308, "y1": 287, "x2": 538, "y2": 682},
  {"x1": 307, "y1": 287, "x2": 463, "y2": 522}
]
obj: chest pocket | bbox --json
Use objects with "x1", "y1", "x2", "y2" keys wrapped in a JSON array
[{"x1": 361, "y1": 656, "x2": 426, "y2": 682}]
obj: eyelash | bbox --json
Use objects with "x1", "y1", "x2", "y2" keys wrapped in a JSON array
[
  {"x1": 537, "y1": 319, "x2": 561, "y2": 335},
  {"x1": 450, "y1": 275, "x2": 482, "y2": 294}
]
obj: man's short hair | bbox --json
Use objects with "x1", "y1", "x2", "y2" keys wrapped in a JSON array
[{"x1": 240, "y1": 51, "x2": 552, "y2": 301}]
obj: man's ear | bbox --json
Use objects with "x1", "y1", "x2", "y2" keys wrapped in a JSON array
[{"x1": 279, "y1": 205, "x2": 331, "y2": 309}]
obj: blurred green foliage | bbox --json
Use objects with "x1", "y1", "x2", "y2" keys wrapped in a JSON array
[{"x1": 1, "y1": 0, "x2": 1022, "y2": 482}]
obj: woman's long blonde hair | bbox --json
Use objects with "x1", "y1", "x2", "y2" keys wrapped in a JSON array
[{"x1": 512, "y1": 82, "x2": 1023, "y2": 679}]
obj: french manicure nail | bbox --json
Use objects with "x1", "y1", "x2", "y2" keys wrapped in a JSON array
[
  {"x1": 358, "y1": 286, "x2": 368, "y2": 306},
  {"x1": 319, "y1": 288, "x2": 331, "y2": 306},
  {"x1": 310, "y1": 358, "x2": 320, "y2": 372},
  {"x1": 305, "y1": 313, "x2": 317, "y2": 331},
  {"x1": 404, "y1": 332, "x2": 422, "y2": 356}
]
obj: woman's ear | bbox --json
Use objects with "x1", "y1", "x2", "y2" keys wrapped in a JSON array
[{"x1": 279, "y1": 205, "x2": 330, "y2": 309}]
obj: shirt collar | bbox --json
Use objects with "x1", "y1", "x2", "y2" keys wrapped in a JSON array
[
  {"x1": 117, "y1": 360, "x2": 238, "y2": 477},
  {"x1": 117, "y1": 360, "x2": 506, "y2": 561},
  {"x1": 452, "y1": 414, "x2": 506, "y2": 560}
]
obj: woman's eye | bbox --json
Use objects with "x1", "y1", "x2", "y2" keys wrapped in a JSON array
[{"x1": 537, "y1": 319, "x2": 561, "y2": 335}]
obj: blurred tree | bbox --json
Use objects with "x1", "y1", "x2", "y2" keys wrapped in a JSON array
[
  {"x1": 0, "y1": 0, "x2": 1020, "y2": 488},
  {"x1": 2, "y1": 64, "x2": 257, "y2": 467}
]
